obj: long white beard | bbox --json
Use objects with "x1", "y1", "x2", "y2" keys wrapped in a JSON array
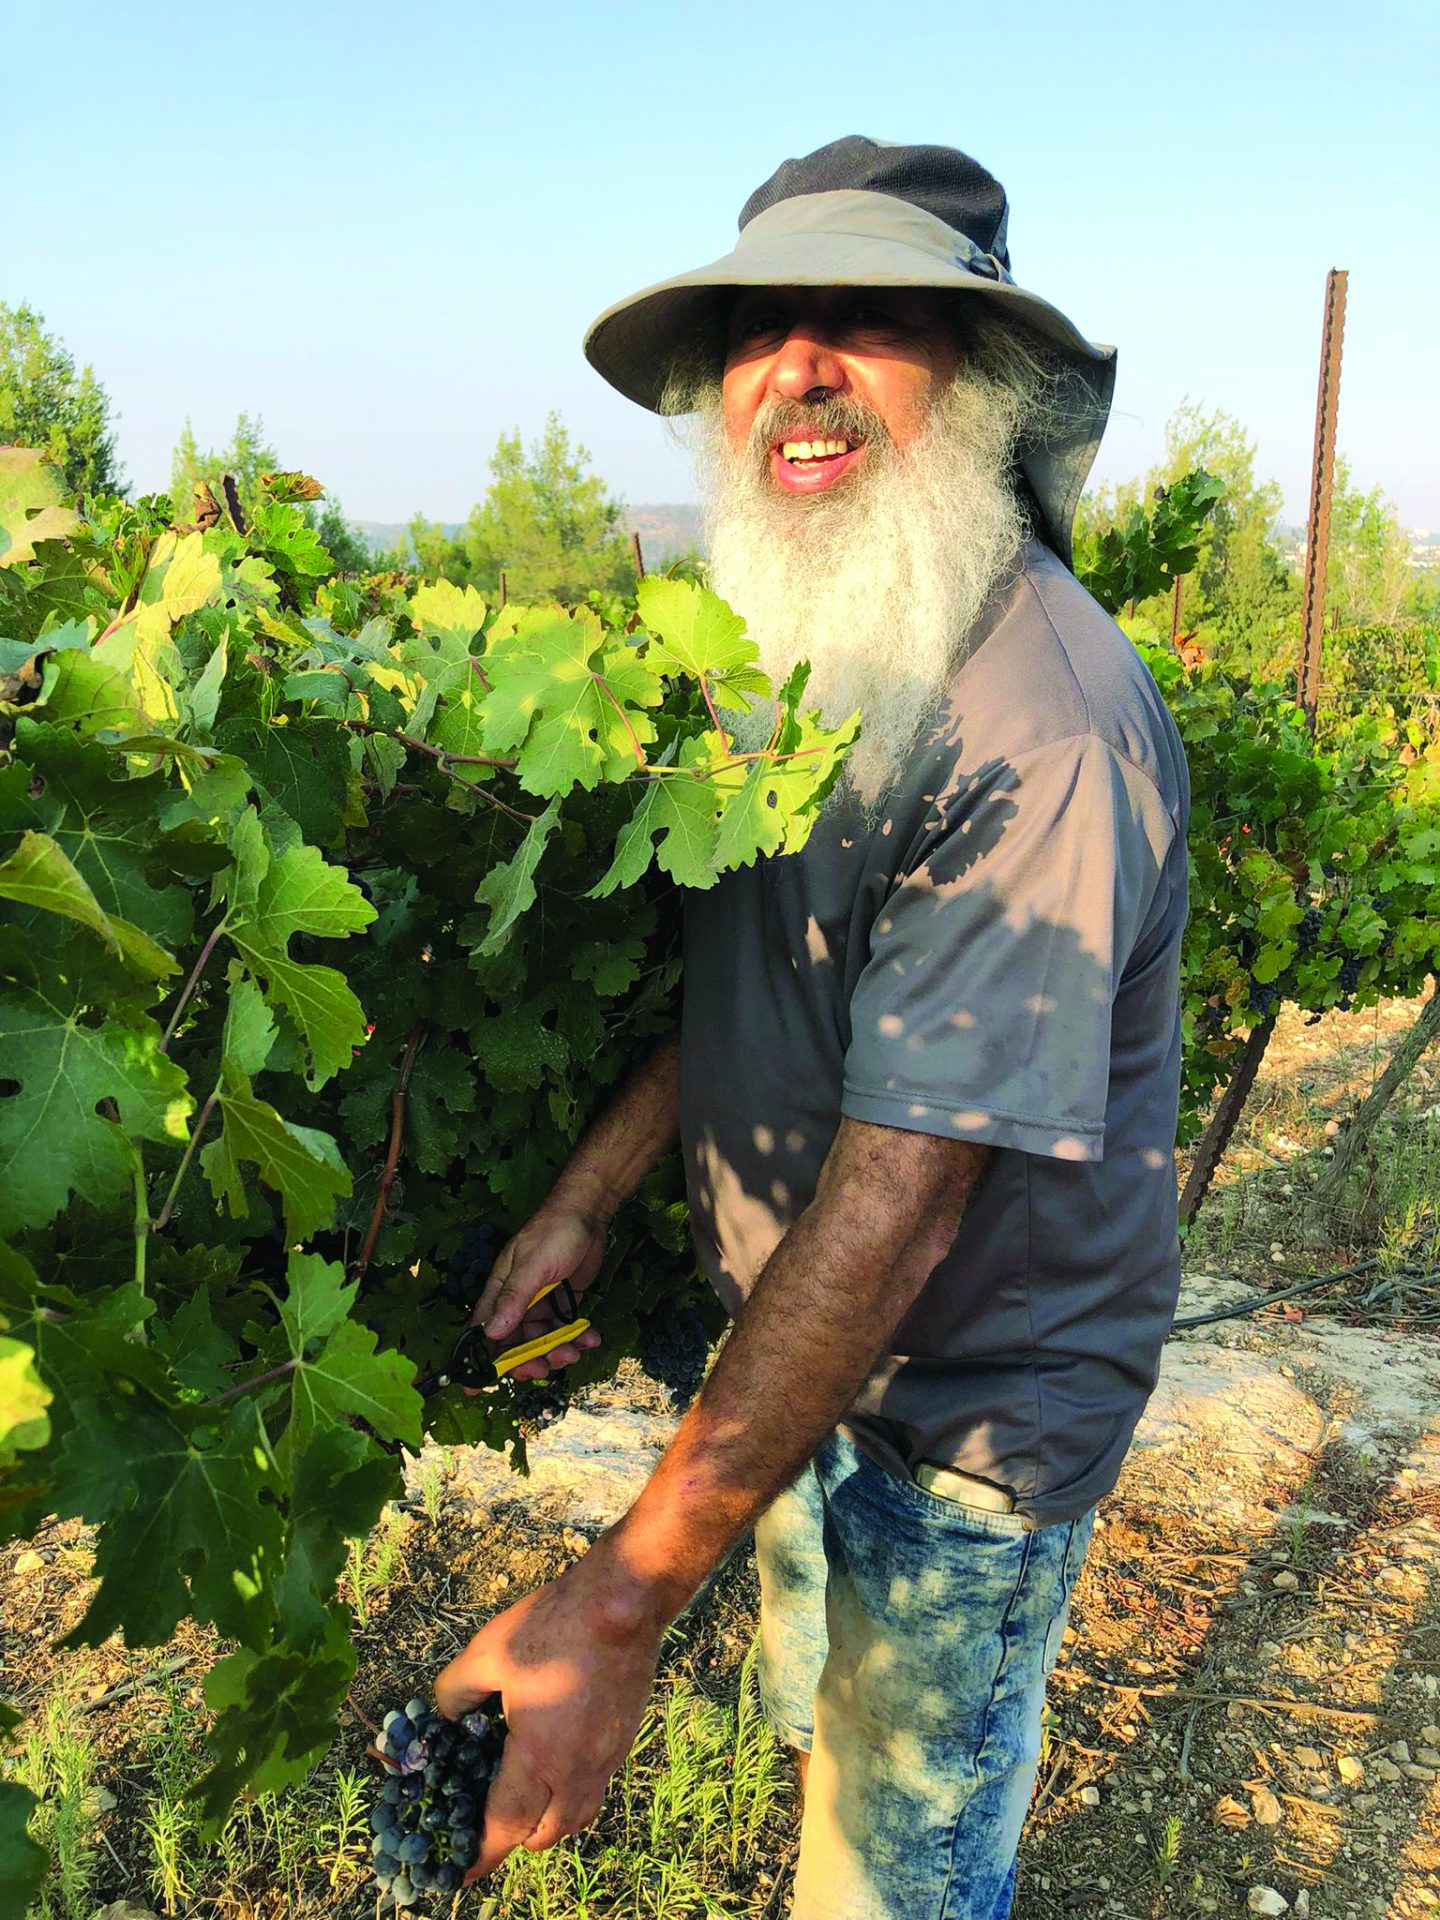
[{"x1": 684, "y1": 373, "x2": 1028, "y2": 818}]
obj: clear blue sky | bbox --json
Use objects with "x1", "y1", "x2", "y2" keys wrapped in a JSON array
[{"x1": 9, "y1": 0, "x2": 1438, "y2": 529}]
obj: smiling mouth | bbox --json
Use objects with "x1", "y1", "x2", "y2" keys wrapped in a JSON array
[{"x1": 777, "y1": 435, "x2": 858, "y2": 467}]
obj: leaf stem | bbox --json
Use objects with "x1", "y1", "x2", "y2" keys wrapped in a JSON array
[
  {"x1": 203, "y1": 1356, "x2": 299, "y2": 1408},
  {"x1": 160, "y1": 916, "x2": 230, "y2": 1052},
  {"x1": 697, "y1": 674, "x2": 731, "y2": 752},
  {"x1": 350, "y1": 1022, "x2": 425, "y2": 1285},
  {"x1": 338, "y1": 720, "x2": 533, "y2": 823},
  {"x1": 132, "y1": 1150, "x2": 149, "y2": 1302},
  {"x1": 151, "y1": 1082, "x2": 221, "y2": 1233},
  {"x1": 590, "y1": 670, "x2": 647, "y2": 769}
]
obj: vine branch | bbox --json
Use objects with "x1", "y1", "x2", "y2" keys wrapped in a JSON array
[
  {"x1": 160, "y1": 915, "x2": 230, "y2": 1052},
  {"x1": 204, "y1": 1357, "x2": 299, "y2": 1408},
  {"x1": 151, "y1": 1082, "x2": 221, "y2": 1233},
  {"x1": 350, "y1": 1022, "x2": 425, "y2": 1285}
]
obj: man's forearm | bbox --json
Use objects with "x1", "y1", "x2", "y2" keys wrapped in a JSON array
[
  {"x1": 549, "y1": 1030, "x2": 681, "y2": 1224},
  {"x1": 596, "y1": 1121, "x2": 989, "y2": 1627}
]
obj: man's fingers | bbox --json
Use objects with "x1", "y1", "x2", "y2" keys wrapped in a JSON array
[
  {"x1": 433, "y1": 1649, "x2": 496, "y2": 1724},
  {"x1": 468, "y1": 1745, "x2": 552, "y2": 1878},
  {"x1": 473, "y1": 1243, "x2": 519, "y2": 1332}
]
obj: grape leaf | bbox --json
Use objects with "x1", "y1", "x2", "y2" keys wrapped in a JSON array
[
  {"x1": 0, "y1": 1776, "x2": 45, "y2": 1913},
  {"x1": 0, "y1": 448, "x2": 80, "y2": 566},
  {"x1": 286, "y1": 1316, "x2": 422, "y2": 1457},
  {"x1": 152, "y1": 1290, "x2": 240, "y2": 1400},
  {"x1": 0, "y1": 830, "x2": 177, "y2": 978},
  {"x1": 0, "y1": 1335, "x2": 50, "y2": 1463},
  {"x1": 635, "y1": 575, "x2": 771, "y2": 707},
  {"x1": 588, "y1": 734, "x2": 728, "y2": 895},
  {"x1": 480, "y1": 607, "x2": 660, "y2": 797},
  {"x1": 470, "y1": 797, "x2": 560, "y2": 954},
  {"x1": 201, "y1": 1086, "x2": 348, "y2": 1238},
  {"x1": 0, "y1": 971, "x2": 192, "y2": 1237},
  {"x1": 196, "y1": 1604, "x2": 357, "y2": 1827},
  {"x1": 7, "y1": 722, "x2": 195, "y2": 949},
  {"x1": 411, "y1": 578, "x2": 487, "y2": 652},
  {"x1": 230, "y1": 941, "x2": 366, "y2": 1088},
  {"x1": 214, "y1": 715, "x2": 351, "y2": 845},
  {"x1": 55, "y1": 1397, "x2": 282, "y2": 1651},
  {"x1": 274, "y1": 1424, "x2": 400, "y2": 1643},
  {"x1": 241, "y1": 839, "x2": 378, "y2": 947}
]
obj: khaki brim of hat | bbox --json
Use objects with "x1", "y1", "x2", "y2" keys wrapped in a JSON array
[{"x1": 584, "y1": 189, "x2": 1116, "y2": 568}]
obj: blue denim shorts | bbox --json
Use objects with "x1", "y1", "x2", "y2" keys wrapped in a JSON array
[{"x1": 754, "y1": 1428, "x2": 1093, "y2": 1920}]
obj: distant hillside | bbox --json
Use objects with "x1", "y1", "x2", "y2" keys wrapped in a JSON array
[{"x1": 350, "y1": 504, "x2": 704, "y2": 563}]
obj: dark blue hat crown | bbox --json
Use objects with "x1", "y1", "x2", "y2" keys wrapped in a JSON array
[{"x1": 738, "y1": 136, "x2": 1012, "y2": 275}]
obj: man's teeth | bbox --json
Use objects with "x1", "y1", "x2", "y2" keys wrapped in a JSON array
[{"x1": 781, "y1": 438, "x2": 853, "y2": 462}]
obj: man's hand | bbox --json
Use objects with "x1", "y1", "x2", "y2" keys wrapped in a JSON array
[
  {"x1": 433, "y1": 1549, "x2": 664, "y2": 1878},
  {"x1": 466, "y1": 1202, "x2": 607, "y2": 1385}
]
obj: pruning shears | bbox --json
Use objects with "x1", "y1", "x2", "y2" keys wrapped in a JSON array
[{"x1": 417, "y1": 1278, "x2": 591, "y2": 1397}]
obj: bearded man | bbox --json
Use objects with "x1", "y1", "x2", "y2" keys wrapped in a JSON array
[{"x1": 434, "y1": 138, "x2": 1190, "y2": 1920}]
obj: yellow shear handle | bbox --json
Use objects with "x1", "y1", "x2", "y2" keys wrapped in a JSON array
[{"x1": 491, "y1": 1278, "x2": 591, "y2": 1380}]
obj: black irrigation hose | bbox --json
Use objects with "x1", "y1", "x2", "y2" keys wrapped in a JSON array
[{"x1": 1170, "y1": 1257, "x2": 1383, "y2": 1331}]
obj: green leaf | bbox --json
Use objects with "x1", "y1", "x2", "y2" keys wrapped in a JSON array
[
  {"x1": 188, "y1": 626, "x2": 229, "y2": 733},
  {"x1": 213, "y1": 716, "x2": 351, "y2": 845},
  {"x1": 195, "y1": 1604, "x2": 357, "y2": 1828},
  {"x1": 411, "y1": 578, "x2": 487, "y2": 651},
  {"x1": 287, "y1": 1317, "x2": 422, "y2": 1457},
  {"x1": 480, "y1": 606, "x2": 660, "y2": 797},
  {"x1": 0, "y1": 971, "x2": 192, "y2": 1238},
  {"x1": 55, "y1": 1398, "x2": 282, "y2": 1651},
  {"x1": 220, "y1": 969, "x2": 277, "y2": 1078},
  {"x1": 0, "y1": 1777, "x2": 46, "y2": 1912},
  {"x1": 0, "y1": 830, "x2": 177, "y2": 978},
  {"x1": 635, "y1": 575, "x2": 771, "y2": 707},
  {"x1": 0, "y1": 1335, "x2": 51, "y2": 1464},
  {"x1": 0, "y1": 448, "x2": 80, "y2": 566},
  {"x1": 241, "y1": 840, "x2": 378, "y2": 947},
  {"x1": 230, "y1": 939, "x2": 366, "y2": 1088},
  {"x1": 470, "y1": 797, "x2": 560, "y2": 953},
  {"x1": 588, "y1": 735, "x2": 727, "y2": 895},
  {"x1": 278, "y1": 1251, "x2": 358, "y2": 1357},
  {"x1": 202, "y1": 1089, "x2": 348, "y2": 1239},
  {"x1": 274, "y1": 1424, "x2": 399, "y2": 1643}
]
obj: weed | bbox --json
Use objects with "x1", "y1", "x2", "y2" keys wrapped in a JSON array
[
  {"x1": 15, "y1": 1689, "x2": 100, "y2": 1920},
  {"x1": 1152, "y1": 1811, "x2": 1183, "y2": 1890},
  {"x1": 345, "y1": 1503, "x2": 412, "y2": 1627}
]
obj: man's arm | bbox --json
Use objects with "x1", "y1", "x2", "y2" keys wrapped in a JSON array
[
  {"x1": 435, "y1": 1116, "x2": 988, "y2": 1870},
  {"x1": 468, "y1": 1031, "x2": 680, "y2": 1376}
]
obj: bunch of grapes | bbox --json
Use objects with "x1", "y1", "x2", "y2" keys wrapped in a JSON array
[
  {"x1": 1247, "y1": 977, "x2": 1280, "y2": 1020},
  {"x1": 1336, "y1": 952, "x2": 1363, "y2": 1013},
  {"x1": 1296, "y1": 907, "x2": 1324, "y2": 955},
  {"x1": 637, "y1": 1307, "x2": 711, "y2": 1409},
  {"x1": 511, "y1": 1375, "x2": 571, "y2": 1430},
  {"x1": 368, "y1": 1696, "x2": 507, "y2": 1907},
  {"x1": 442, "y1": 1223, "x2": 502, "y2": 1313}
]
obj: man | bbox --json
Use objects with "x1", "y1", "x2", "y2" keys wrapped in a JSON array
[{"x1": 434, "y1": 137, "x2": 1189, "y2": 1920}]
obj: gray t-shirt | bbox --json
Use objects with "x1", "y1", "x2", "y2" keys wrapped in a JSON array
[{"x1": 678, "y1": 539, "x2": 1190, "y2": 1528}]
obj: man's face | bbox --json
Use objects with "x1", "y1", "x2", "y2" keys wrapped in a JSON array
[{"x1": 721, "y1": 287, "x2": 961, "y2": 496}]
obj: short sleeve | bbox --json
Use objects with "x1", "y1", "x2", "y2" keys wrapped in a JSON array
[{"x1": 840, "y1": 734, "x2": 1177, "y2": 1162}]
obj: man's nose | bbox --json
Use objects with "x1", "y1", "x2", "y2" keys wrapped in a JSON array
[{"x1": 768, "y1": 325, "x2": 846, "y2": 403}]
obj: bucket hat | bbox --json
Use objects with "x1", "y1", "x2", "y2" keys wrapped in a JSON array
[{"x1": 583, "y1": 135, "x2": 1115, "y2": 566}]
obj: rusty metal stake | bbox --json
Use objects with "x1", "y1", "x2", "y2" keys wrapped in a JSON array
[
  {"x1": 1178, "y1": 270, "x2": 1349, "y2": 1237},
  {"x1": 1297, "y1": 269, "x2": 1348, "y2": 729},
  {"x1": 1170, "y1": 573, "x2": 1185, "y2": 653},
  {"x1": 497, "y1": 568, "x2": 508, "y2": 609},
  {"x1": 630, "y1": 529, "x2": 646, "y2": 580}
]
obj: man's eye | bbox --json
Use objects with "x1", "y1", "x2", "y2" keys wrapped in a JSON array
[
  {"x1": 843, "y1": 304, "x2": 900, "y2": 329},
  {"x1": 738, "y1": 312, "x2": 785, "y2": 340}
]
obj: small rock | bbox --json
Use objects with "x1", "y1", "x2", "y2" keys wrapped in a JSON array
[
  {"x1": 1272, "y1": 1570, "x2": 1300, "y2": 1591},
  {"x1": 493, "y1": 1570, "x2": 511, "y2": 1589},
  {"x1": 13, "y1": 1549, "x2": 44, "y2": 1575},
  {"x1": 1420, "y1": 1723, "x2": 1440, "y2": 1746},
  {"x1": 1251, "y1": 1784, "x2": 1283, "y2": 1826},
  {"x1": 1079, "y1": 1784, "x2": 1101, "y2": 1807},
  {"x1": 1293, "y1": 1894, "x2": 1311, "y2": 1920},
  {"x1": 1337, "y1": 1754, "x2": 1365, "y2": 1785},
  {"x1": 1373, "y1": 1757, "x2": 1403, "y2": 1783},
  {"x1": 1389, "y1": 1739, "x2": 1413, "y2": 1764},
  {"x1": 85, "y1": 1785, "x2": 117, "y2": 1814},
  {"x1": 1293, "y1": 1746, "x2": 1322, "y2": 1769},
  {"x1": 1248, "y1": 1890, "x2": 1289, "y2": 1917},
  {"x1": 1324, "y1": 1118, "x2": 1341, "y2": 1138},
  {"x1": 1227, "y1": 1701, "x2": 1249, "y2": 1722},
  {"x1": 1403, "y1": 1763, "x2": 1437, "y2": 1781},
  {"x1": 92, "y1": 1906, "x2": 161, "y2": 1920},
  {"x1": 1415, "y1": 1747, "x2": 1440, "y2": 1767},
  {"x1": 1352, "y1": 1794, "x2": 1378, "y2": 1812}
]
